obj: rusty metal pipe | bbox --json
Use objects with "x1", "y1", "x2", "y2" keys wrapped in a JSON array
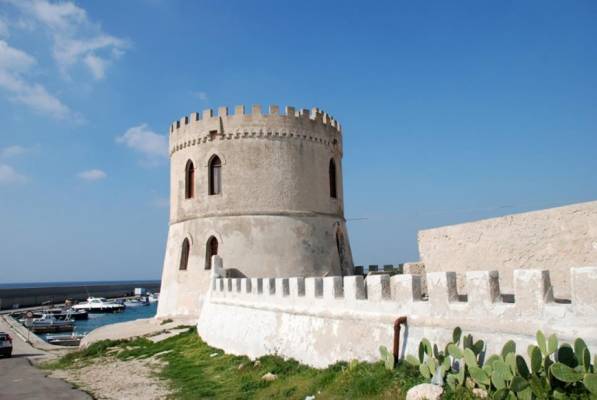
[{"x1": 393, "y1": 316, "x2": 407, "y2": 363}]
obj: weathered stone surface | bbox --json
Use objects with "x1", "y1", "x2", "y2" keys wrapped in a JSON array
[
  {"x1": 343, "y1": 275, "x2": 366, "y2": 300},
  {"x1": 572, "y1": 267, "x2": 597, "y2": 316},
  {"x1": 390, "y1": 274, "x2": 422, "y2": 302},
  {"x1": 157, "y1": 105, "x2": 354, "y2": 319},
  {"x1": 403, "y1": 262, "x2": 427, "y2": 296},
  {"x1": 418, "y1": 200, "x2": 597, "y2": 299},
  {"x1": 323, "y1": 276, "x2": 343, "y2": 299},
  {"x1": 514, "y1": 269, "x2": 553, "y2": 315},
  {"x1": 466, "y1": 270, "x2": 500, "y2": 312},
  {"x1": 366, "y1": 274, "x2": 390, "y2": 301},
  {"x1": 305, "y1": 277, "x2": 323, "y2": 298},
  {"x1": 405, "y1": 383, "x2": 443, "y2": 400}
]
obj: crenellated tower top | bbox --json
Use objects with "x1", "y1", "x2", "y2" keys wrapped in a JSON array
[
  {"x1": 168, "y1": 104, "x2": 342, "y2": 157},
  {"x1": 158, "y1": 102, "x2": 354, "y2": 320}
]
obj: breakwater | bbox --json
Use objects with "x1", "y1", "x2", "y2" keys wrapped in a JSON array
[{"x1": 0, "y1": 281, "x2": 160, "y2": 310}]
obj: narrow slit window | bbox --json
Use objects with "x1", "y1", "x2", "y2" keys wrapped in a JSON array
[
  {"x1": 209, "y1": 155, "x2": 222, "y2": 195},
  {"x1": 329, "y1": 159, "x2": 337, "y2": 198},
  {"x1": 180, "y1": 238, "x2": 190, "y2": 270},
  {"x1": 205, "y1": 236, "x2": 218, "y2": 269},
  {"x1": 185, "y1": 160, "x2": 195, "y2": 199},
  {"x1": 336, "y1": 229, "x2": 346, "y2": 275}
]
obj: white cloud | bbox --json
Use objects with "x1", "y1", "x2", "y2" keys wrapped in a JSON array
[
  {"x1": 77, "y1": 169, "x2": 106, "y2": 181},
  {"x1": 0, "y1": 145, "x2": 28, "y2": 158},
  {"x1": 116, "y1": 124, "x2": 168, "y2": 163},
  {"x1": 53, "y1": 33, "x2": 128, "y2": 80},
  {"x1": 192, "y1": 91, "x2": 208, "y2": 101},
  {"x1": 13, "y1": 17, "x2": 35, "y2": 32},
  {"x1": 26, "y1": 0, "x2": 86, "y2": 31},
  {"x1": 0, "y1": 40, "x2": 35, "y2": 72},
  {"x1": 0, "y1": 74, "x2": 71, "y2": 117},
  {"x1": 0, "y1": 40, "x2": 71, "y2": 118},
  {"x1": 0, "y1": 1, "x2": 129, "y2": 118},
  {"x1": 0, "y1": 163, "x2": 27, "y2": 184},
  {"x1": 0, "y1": 17, "x2": 8, "y2": 38},
  {"x1": 7, "y1": 0, "x2": 129, "y2": 80},
  {"x1": 83, "y1": 53, "x2": 106, "y2": 79}
]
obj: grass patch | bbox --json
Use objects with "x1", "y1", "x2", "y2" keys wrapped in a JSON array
[{"x1": 44, "y1": 327, "x2": 427, "y2": 399}]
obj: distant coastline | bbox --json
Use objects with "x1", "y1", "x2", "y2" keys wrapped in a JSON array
[{"x1": 0, "y1": 280, "x2": 161, "y2": 290}]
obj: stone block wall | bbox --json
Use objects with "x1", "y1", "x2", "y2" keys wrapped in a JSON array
[{"x1": 418, "y1": 200, "x2": 597, "y2": 299}]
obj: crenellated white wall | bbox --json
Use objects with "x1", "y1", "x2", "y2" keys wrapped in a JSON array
[{"x1": 197, "y1": 261, "x2": 597, "y2": 368}]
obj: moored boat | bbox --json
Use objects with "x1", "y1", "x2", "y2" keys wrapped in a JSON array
[
  {"x1": 45, "y1": 333, "x2": 85, "y2": 346},
  {"x1": 69, "y1": 309, "x2": 89, "y2": 320},
  {"x1": 146, "y1": 293, "x2": 159, "y2": 303},
  {"x1": 124, "y1": 298, "x2": 149, "y2": 307},
  {"x1": 45, "y1": 308, "x2": 89, "y2": 320},
  {"x1": 72, "y1": 297, "x2": 126, "y2": 313},
  {"x1": 29, "y1": 314, "x2": 75, "y2": 334}
]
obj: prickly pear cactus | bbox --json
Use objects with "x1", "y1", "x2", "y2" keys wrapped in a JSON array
[
  {"x1": 378, "y1": 345, "x2": 394, "y2": 371},
  {"x1": 406, "y1": 328, "x2": 597, "y2": 398}
]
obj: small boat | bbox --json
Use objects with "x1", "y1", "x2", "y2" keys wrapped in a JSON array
[
  {"x1": 124, "y1": 298, "x2": 149, "y2": 307},
  {"x1": 72, "y1": 297, "x2": 126, "y2": 313},
  {"x1": 68, "y1": 309, "x2": 89, "y2": 320},
  {"x1": 29, "y1": 314, "x2": 75, "y2": 334},
  {"x1": 15, "y1": 311, "x2": 43, "y2": 320},
  {"x1": 45, "y1": 333, "x2": 85, "y2": 347},
  {"x1": 146, "y1": 293, "x2": 159, "y2": 303},
  {"x1": 45, "y1": 308, "x2": 89, "y2": 321}
]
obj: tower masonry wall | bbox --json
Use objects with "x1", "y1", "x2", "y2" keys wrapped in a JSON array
[
  {"x1": 418, "y1": 200, "x2": 597, "y2": 299},
  {"x1": 198, "y1": 263, "x2": 597, "y2": 368},
  {"x1": 157, "y1": 105, "x2": 354, "y2": 319},
  {"x1": 168, "y1": 105, "x2": 344, "y2": 224},
  {"x1": 156, "y1": 214, "x2": 351, "y2": 318}
]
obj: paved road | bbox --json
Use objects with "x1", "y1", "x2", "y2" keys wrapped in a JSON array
[{"x1": 0, "y1": 317, "x2": 91, "y2": 400}]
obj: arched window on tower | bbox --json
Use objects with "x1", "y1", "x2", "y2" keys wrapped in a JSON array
[
  {"x1": 205, "y1": 236, "x2": 218, "y2": 269},
  {"x1": 179, "y1": 238, "x2": 190, "y2": 270},
  {"x1": 208, "y1": 155, "x2": 222, "y2": 195},
  {"x1": 185, "y1": 160, "x2": 195, "y2": 199},
  {"x1": 329, "y1": 159, "x2": 337, "y2": 199}
]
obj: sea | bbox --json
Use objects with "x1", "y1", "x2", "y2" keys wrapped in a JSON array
[
  {"x1": 37, "y1": 302, "x2": 159, "y2": 340},
  {"x1": 0, "y1": 280, "x2": 160, "y2": 289}
]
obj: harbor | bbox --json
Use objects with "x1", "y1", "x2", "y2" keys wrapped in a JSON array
[
  {"x1": 7, "y1": 293, "x2": 159, "y2": 347},
  {"x1": 0, "y1": 280, "x2": 161, "y2": 310}
]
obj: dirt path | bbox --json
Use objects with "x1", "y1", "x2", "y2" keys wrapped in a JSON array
[
  {"x1": 50, "y1": 355, "x2": 172, "y2": 400},
  {"x1": 0, "y1": 316, "x2": 91, "y2": 400}
]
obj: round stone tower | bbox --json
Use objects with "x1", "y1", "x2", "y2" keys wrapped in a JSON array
[{"x1": 157, "y1": 104, "x2": 354, "y2": 318}]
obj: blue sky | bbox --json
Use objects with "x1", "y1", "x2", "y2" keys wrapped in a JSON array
[{"x1": 0, "y1": 0, "x2": 596, "y2": 283}]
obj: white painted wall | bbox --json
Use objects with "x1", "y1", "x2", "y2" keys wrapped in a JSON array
[{"x1": 197, "y1": 267, "x2": 597, "y2": 368}]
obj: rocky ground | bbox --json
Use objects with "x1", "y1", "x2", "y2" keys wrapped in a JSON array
[{"x1": 50, "y1": 354, "x2": 171, "y2": 400}]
